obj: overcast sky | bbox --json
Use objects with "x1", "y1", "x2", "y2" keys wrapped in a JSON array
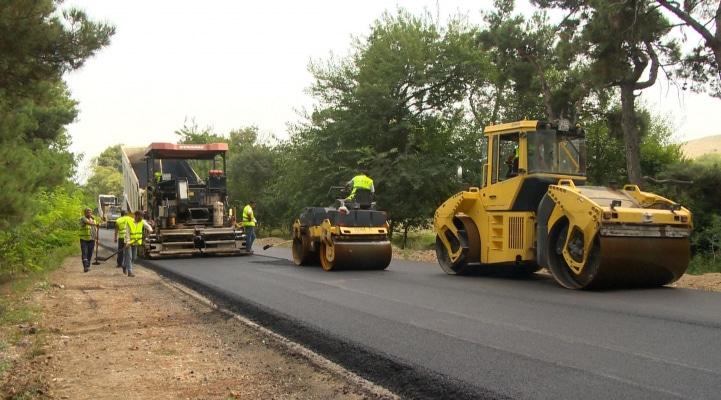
[{"x1": 63, "y1": 0, "x2": 720, "y2": 177}]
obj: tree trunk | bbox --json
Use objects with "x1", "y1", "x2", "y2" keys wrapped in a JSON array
[
  {"x1": 620, "y1": 85, "x2": 644, "y2": 189},
  {"x1": 714, "y1": 10, "x2": 721, "y2": 84},
  {"x1": 402, "y1": 224, "x2": 409, "y2": 250}
]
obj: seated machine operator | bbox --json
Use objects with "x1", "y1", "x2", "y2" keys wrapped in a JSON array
[
  {"x1": 506, "y1": 148, "x2": 519, "y2": 178},
  {"x1": 344, "y1": 171, "x2": 375, "y2": 210}
]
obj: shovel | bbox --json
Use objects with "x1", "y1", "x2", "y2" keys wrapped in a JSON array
[
  {"x1": 262, "y1": 239, "x2": 293, "y2": 250},
  {"x1": 92, "y1": 232, "x2": 101, "y2": 265},
  {"x1": 95, "y1": 239, "x2": 139, "y2": 262}
]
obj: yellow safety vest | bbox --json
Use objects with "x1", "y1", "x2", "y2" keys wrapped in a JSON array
[
  {"x1": 154, "y1": 171, "x2": 162, "y2": 183},
  {"x1": 348, "y1": 174, "x2": 373, "y2": 199},
  {"x1": 79, "y1": 216, "x2": 99, "y2": 240},
  {"x1": 127, "y1": 219, "x2": 145, "y2": 245},
  {"x1": 515, "y1": 141, "x2": 536, "y2": 157},
  {"x1": 242, "y1": 205, "x2": 255, "y2": 227},
  {"x1": 115, "y1": 215, "x2": 132, "y2": 235}
]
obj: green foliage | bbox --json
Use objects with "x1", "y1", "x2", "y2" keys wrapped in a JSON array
[
  {"x1": 226, "y1": 127, "x2": 288, "y2": 234},
  {"x1": 0, "y1": 85, "x2": 79, "y2": 228},
  {"x1": 651, "y1": 154, "x2": 721, "y2": 224},
  {"x1": 687, "y1": 253, "x2": 721, "y2": 275},
  {"x1": 639, "y1": 113, "x2": 684, "y2": 178},
  {"x1": 291, "y1": 8, "x2": 484, "y2": 236},
  {"x1": 584, "y1": 104, "x2": 682, "y2": 185},
  {"x1": 0, "y1": 305, "x2": 37, "y2": 326},
  {"x1": 0, "y1": 0, "x2": 114, "y2": 228},
  {"x1": 83, "y1": 144, "x2": 123, "y2": 208},
  {"x1": 699, "y1": 214, "x2": 721, "y2": 264},
  {"x1": 0, "y1": 188, "x2": 84, "y2": 278},
  {"x1": 533, "y1": 0, "x2": 683, "y2": 186},
  {"x1": 84, "y1": 165, "x2": 124, "y2": 203},
  {"x1": 654, "y1": 0, "x2": 721, "y2": 98},
  {"x1": 175, "y1": 118, "x2": 227, "y2": 145},
  {"x1": 390, "y1": 230, "x2": 435, "y2": 251},
  {"x1": 584, "y1": 120, "x2": 627, "y2": 185},
  {"x1": 93, "y1": 144, "x2": 124, "y2": 173},
  {"x1": 478, "y1": 1, "x2": 592, "y2": 123},
  {"x1": 0, "y1": 2, "x2": 114, "y2": 100},
  {"x1": 647, "y1": 154, "x2": 721, "y2": 266}
]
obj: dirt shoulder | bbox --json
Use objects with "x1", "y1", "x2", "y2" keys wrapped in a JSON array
[
  {"x1": 2, "y1": 238, "x2": 720, "y2": 399},
  {"x1": 0, "y1": 246, "x2": 397, "y2": 400}
]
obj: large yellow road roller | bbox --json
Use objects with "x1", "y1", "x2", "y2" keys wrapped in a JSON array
[{"x1": 433, "y1": 120, "x2": 692, "y2": 289}]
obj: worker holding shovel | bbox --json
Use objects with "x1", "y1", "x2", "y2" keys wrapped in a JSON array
[
  {"x1": 122, "y1": 210, "x2": 153, "y2": 277},
  {"x1": 79, "y1": 207, "x2": 100, "y2": 273},
  {"x1": 113, "y1": 210, "x2": 132, "y2": 269}
]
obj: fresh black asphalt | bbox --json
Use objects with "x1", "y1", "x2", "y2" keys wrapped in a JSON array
[{"x1": 96, "y1": 230, "x2": 721, "y2": 399}]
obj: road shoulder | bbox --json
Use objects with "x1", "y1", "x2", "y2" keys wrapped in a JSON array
[{"x1": 0, "y1": 256, "x2": 396, "y2": 399}]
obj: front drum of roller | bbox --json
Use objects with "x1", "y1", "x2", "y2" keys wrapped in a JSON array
[
  {"x1": 549, "y1": 233, "x2": 690, "y2": 289},
  {"x1": 319, "y1": 240, "x2": 392, "y2": 271},
  {"x1": 587, "y1": 236, "x2": 689, "y2": 289}
]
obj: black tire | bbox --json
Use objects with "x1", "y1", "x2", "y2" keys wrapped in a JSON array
[{"x1": 292, "y1": 234, "x2": 319, "y2": 266}]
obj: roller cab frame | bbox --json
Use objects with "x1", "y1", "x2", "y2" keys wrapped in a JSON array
[{"x1": 433, "y1": 120, "x2": 692, "y2": 289}]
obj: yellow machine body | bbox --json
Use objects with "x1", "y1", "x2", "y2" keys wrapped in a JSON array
[{"x1": 433, "y1": 120, "x2": 692, "y2": 289}]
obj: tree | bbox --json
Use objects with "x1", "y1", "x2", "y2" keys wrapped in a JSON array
[
  {"x1": 173, "y1": 118, "x2": 230, "y2": 185},
  {"x1": 83, "y1": 145, "x2": 125, "y2": 203},
  {"x1": 174, "y1": 118, "x2": 226, "y2": 144},
  {"x1": 0, "y1": 1, "x2": 114, "y2": 227},
  {"x1": 296, "y1": 8, "x2": 483, "y2": 239},
  {"x1": 0, "y1": 2, "x2": 114, "y2": 100},
  {"x1": 478, "y1": 0, "x2": 595, "y2": 124},
  {"x1": 655, "y1": 0, "x2": 721, "y2": 97},
  {"x1": 0, "y1": 82, "x2": 80, "y2": 227},
  {"x1": 583, "y1": 98, "x2": 683, "y2": 185},
  {"x1": 584, "y1": 119, "x2": 627, "y2": 185},
  {"x1": 225, "y1": 127, "x2": 281, "y2": 208},
  {"x1": 94, "y1": 144, "x2": 124, "y2": 173},
  {"x1": 85, "y1": 165, "x2": 123, "y2": 201},
  {"x1": 650, "y1": 154, "x2": 721, "y2": 256},
  {"x1": 533, "y1": 0, "x2": 682, "y2": 188}
]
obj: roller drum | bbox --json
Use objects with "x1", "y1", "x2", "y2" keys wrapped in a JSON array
[
  {"x1": 588, "y1": 237, "x2": 689, "y2": 289},
  {"x1": 320, "y1": 239, "x2": 392, "y2": 271},
  {"x1": 292, "y1": 234, "x2": 319, "y2": 266},
  {"x1": 548, "y1": 233, "x2": 690, "y2": 289}
]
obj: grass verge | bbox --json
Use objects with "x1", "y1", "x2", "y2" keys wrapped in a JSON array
[
  {"x1": 687, "y1": 254, "x2": 721, "y2": 275},
  {"x1": 0, "y1": 246, "x2": 76, "y2": 387},
  {"x1": 390, "y1": 231, "x2": 435, "y2": 251}
]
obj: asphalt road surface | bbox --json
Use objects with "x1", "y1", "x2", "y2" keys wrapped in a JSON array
[{"x1": 96, "y1": 230, "x2": 721, "y2": 400}]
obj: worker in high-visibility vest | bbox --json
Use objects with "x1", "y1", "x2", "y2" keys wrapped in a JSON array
[
  {"x1": 242, "y1": 200, "x2": 257, "y2": 253},
  {"x1": 79, "y1": 207, "x2": 100, "y2": 273},
  {"x1": 113, "y1": 210, "x2": 132, "y2": 269},
  {"x1": 345, "y1": 172, "x2": 374, "y2": 200},
  {"x1": 123, "y1": 210, "x2": 153, "y2": 277},
  {"x1": 505, "y1": 140, "x2": 537, "y2": 176}
]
